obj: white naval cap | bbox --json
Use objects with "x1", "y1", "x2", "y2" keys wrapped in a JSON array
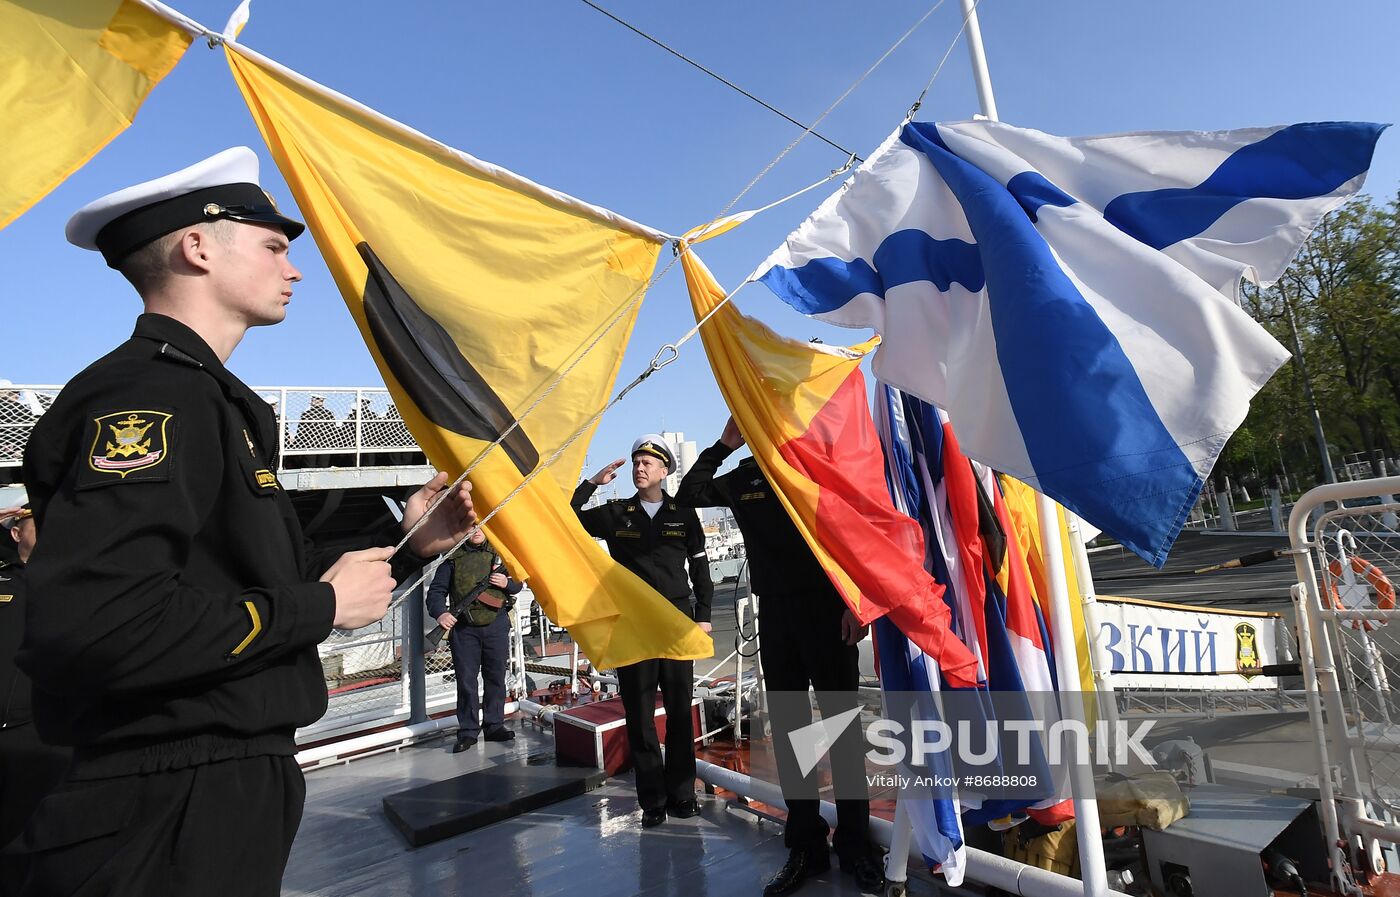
[
  {"x1": 65, "y1": 146, "x2": 304, "y2": 268},
  {"x1": 631, "y1": 433, "x2": 676, "y2": 474}
]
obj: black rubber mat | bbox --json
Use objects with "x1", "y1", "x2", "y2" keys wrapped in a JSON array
[{"x1": 383, "y1": 754, "x2": 608, "y2": 847}]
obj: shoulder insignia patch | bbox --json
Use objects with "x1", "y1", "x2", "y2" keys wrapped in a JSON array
[{"x1": 81, "y1": 409, "x2": 174, "y2": 485}]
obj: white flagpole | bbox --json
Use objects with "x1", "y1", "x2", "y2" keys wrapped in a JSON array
[
  {"x1": 1035, "y1": 496, "x2": 1111, "y2": 897},
  {"x1": 956, "y1": 3, "x2": 1111, "y2": 894},
  {"x1": 959, "y1": 0, "x2": 1000, "y2": 121}
]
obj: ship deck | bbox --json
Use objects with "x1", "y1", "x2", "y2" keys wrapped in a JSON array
[{"x1": 286, "y1": 724, "x2": 939, "y2": 897}]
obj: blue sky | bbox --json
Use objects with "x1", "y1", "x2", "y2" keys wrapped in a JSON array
[{"x1": 3, "y1": 0, "x2": 1397, "y2": 481}]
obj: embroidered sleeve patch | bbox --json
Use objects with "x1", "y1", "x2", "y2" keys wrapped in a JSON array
[{"x1": 77, "y1": 409, "x2": 175, "y2": 488}]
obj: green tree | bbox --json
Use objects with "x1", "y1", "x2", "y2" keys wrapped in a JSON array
[{"x1": 1237, "y1": 192, "x2": 1400, "y2": 489}]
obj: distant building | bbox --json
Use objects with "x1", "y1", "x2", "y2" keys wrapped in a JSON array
[{"x1": 661, "y1": 430, "x2": 698, "y2": 496}]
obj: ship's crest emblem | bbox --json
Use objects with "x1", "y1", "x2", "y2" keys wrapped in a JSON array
[
  {"x1": 1235, "y1": 621, "x2": 1261, "y2": 679},
  {"x1": 88, "y1": 410, "x2": 173, "y2": 478}
]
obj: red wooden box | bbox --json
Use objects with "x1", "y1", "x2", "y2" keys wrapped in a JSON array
[{"x1": 553, "y1": 695, "x2": 703, "y2": 776}]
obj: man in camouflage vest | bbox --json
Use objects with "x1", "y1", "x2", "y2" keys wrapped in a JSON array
[{"x1": 426, "y1": 528, "x2": 522, "y2": 751}]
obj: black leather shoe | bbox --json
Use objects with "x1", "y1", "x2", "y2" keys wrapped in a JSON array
[
  {"x1": 840, "y1": 851, "x2": 886, "y2": 894},
  {"x1": 763, "y1": 847, "x2": 829, "y2": 896},
  {"x1": 483, "y1": 726, "x2": 515, "y2": 742},
  {"x1": 641, "y1": 808, "x2": 667, "y2": 828},
  {"x1": 451, "y1": 735, "x2": 477, "y2": 753},
  {"x1": 666, "y1": 799, "x2": 700, "y2": 819}
]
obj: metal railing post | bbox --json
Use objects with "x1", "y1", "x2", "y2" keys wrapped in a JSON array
[
  {"x1": 1215, "y1": 486, "x2": 1237, "y2": 531},
  {"x1": 406, "y1": 578, "x2": 427, "y2": 725},
  {"x1": 278, "y1": 388, "x2": 288, "y2": 471},
  {"x1": 356, "y1": 388, "x2": 365, "y2": 468}
]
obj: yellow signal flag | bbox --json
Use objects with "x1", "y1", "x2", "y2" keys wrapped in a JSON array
[
  {"x1": 226, "y1": 45, "x2": 710, "y2": 667},
  {"x1": 0, "y1": 0, "x2": 193, "y2": 230}
]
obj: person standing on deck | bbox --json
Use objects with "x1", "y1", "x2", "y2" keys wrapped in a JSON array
[
  {"x1": 15, "y1": 147, "x2": 477, "y2": 897},
  {"x1": 571, "y1": 434, "x2": 713, "y2": 828},
  {"x1": 426, "y1": 527, "x2": 522, "y2": 751},
  {"x1": 0, "y1": 505, "x2": 70, "y2": 895},
  {"x1": 678, "y1": 416, "x2": 886, "y2": 896}
]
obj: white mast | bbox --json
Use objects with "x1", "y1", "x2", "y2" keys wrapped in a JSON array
[{"x1": 959, "y1": 0, "x2": 999, "y2": 121}]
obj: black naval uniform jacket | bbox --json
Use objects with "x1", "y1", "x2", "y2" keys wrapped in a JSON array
[
  {"x1": 0, "y1": 561, "x2": 34, "y2": 730},
  {"x1": 676, "y1": 442, "x2": 835, "y2": 601},
  {"x1": 570, "y1": 482, "x2": 713, "y2": 624},
  {"x1": 19, "y1": 314, "x2": 405, "y2": 778}
]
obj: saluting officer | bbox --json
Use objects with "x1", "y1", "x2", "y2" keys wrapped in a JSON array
[
  {"x1": 677, "y1": 417, "x2": 885, "y2": 897},
  {"x1": 571, "y1": 434, "x2": 713, "y2": 828},
  {"x1": 16, "y1": 147, "x2": 476, "y2": 896}
]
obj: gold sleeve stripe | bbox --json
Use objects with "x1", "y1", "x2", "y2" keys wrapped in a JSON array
[{"x1": 230, "y1": 600, "x2": 264, "y2": 657}]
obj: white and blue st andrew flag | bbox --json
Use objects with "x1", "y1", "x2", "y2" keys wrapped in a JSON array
[{"x1": 758, "y1": 120, "x2": 1386, "y2": 565}]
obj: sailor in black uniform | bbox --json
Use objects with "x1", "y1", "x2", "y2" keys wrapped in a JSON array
[
  {"x1": 16, "y1": 147, "x2": 477, "y2": 896},
  {"x1": 0, "y1": 505, "x2": 69, "y2": 896},
  {"x1": 571, "y1": 434, "x2": 713, "y2": 828},
  {"x1": 678, "y1": 417, "x2": 885, "y2": 896}
]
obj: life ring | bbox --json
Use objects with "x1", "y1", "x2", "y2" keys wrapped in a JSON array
[{"x1": 1327, "y1": 554, "x2": 1396, "y2": 631}]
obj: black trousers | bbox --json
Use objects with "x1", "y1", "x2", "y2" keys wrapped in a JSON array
[
  {"x1": 0, "y1": 724, "x2": 69, "y2": 897},
  {"x1": 448, "y1": 612, "x2": 510, "y2": 740},
  {"x1": 760, "y1": 591, "x2": 870, "y2": 860},
  {"x1": 18, "y1": 754, "x2": 304, "y2": 897},
  {"x1": 616, "y1": 658, "x2": 696, "y2": 812}
]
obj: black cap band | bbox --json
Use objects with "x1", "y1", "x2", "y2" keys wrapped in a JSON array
[
  {"x1": 95, "y1": 182, "x2": 305, "y2": 268},
  {"x1": 633, "y1": 442, "x2": 673, "y2": 468}
]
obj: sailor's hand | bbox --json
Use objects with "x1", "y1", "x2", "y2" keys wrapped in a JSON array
[
  {"x1": 489, "y1": 572, "x2": 508, "y2": 589},
  {"x1": 590, "y1": 458, "x2": 626, "y2": 486},
  {"x1": 0, "y1": 506, "x2": 24, "y2": 525},
  {"x1": 437, "y1": 613, "x2": 458, "y2": 631},
  {"x1": 840, "y1": 608, "x2": 869, "y2": 646},
  {"x1": 698, "y1": 621, "x2": 713, "y2": 634},
  {"x1": 323, "y1": 547, "x2": 396, "y2": 630},
  {"x1": 720, "y1": 416, "x2": 745, "y2": 450},
  {"x1": 404, "y1": 472, "x2": 476, "y2": 557}
]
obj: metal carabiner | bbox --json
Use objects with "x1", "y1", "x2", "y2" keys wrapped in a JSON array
[{"x1": 649, "y1": 344, "x2": 680, "y2": 372}]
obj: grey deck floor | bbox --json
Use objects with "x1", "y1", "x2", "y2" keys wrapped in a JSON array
[{"x1": 284, "y1": 725, "x2": 945, "y2": 897}]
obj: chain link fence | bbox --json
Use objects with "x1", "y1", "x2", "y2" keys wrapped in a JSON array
[
  {"x1": 0, "y1": 385, "x2": 59, "y2": 469},
  {"x1": 0, "y1": 384, "x2": 425, "y2": 472},
  {"x1": 1313, "y1": 499, "x2": 1400, "y2": 818},
  {"x1": 1290, "y1": 480, "x2": 1400, "y2": 886},
  {"x1": 316, "y1": 602, "x2": 411, "y2": 736},
  {"x1": 254, "y1": 387, "x2": 423, "y2": 467}
]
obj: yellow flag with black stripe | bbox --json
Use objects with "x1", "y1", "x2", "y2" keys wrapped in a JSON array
[
  {"x1": 226, "y1": 44, "x2": 711, "y2": 668},
  {"x1": 0, "y1": 0, "x2": 194, "y2": 230}
]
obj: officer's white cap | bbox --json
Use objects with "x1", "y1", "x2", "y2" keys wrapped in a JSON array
[
  {"x1": 631, "y1": 433, "x2": 676, "y2": 474},
  {"x1": 65, "y1": 146, "x2": 304, "y2": 268}
]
